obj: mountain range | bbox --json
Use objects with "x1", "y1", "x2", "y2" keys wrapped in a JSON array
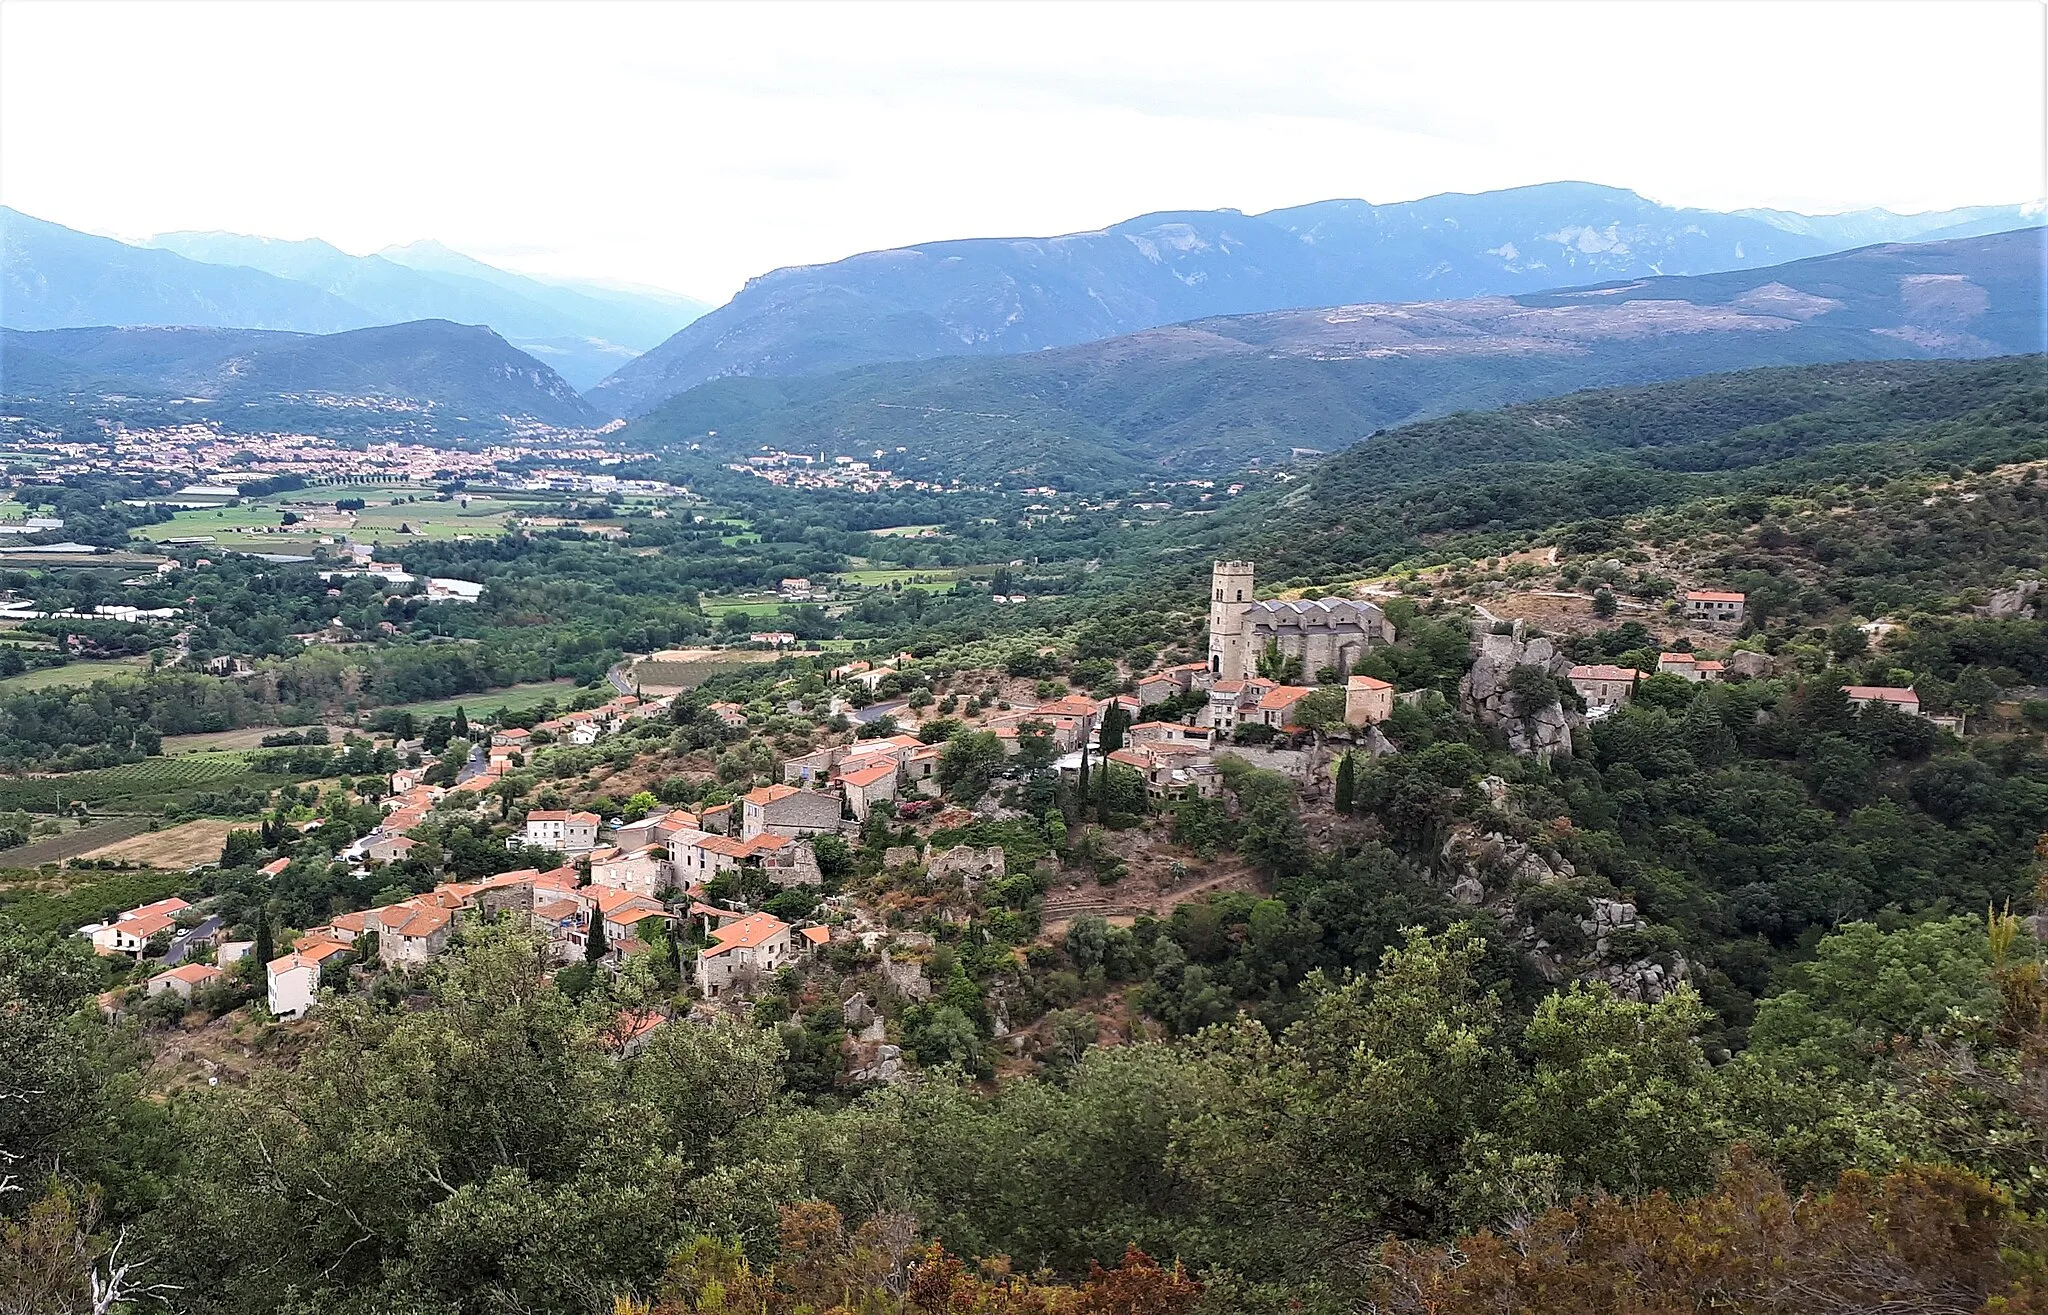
[
  {"x1": 0, "y1": 208, "x2": 709, "y2": 388},
  {"x1": 621, "y1": 227, "x2": 2045, "y2": 488},
  {"x1": 0, "y1": 320, "x2": 600, "y2": 432},
  {"x1": 589, "y1": 182, "x2": 2041, "y2": 415}
]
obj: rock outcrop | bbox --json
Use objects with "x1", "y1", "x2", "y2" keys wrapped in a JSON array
[
  {"x1": 1724, "y1": 650, "x2": 1774, "y2": 679},
  {"x1": 1979, "y1": 579, "x2": 2041, "y2": 620},
  {"x1": 1460, "y1": 630, "x2": 1584, "y2": 762}
]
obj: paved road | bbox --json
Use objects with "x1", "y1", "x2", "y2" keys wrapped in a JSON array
[
  {"x1": 608, "y1": 662, "x2": 634, "y2": 696},
  {"x1": 852, "y1": 698, "x2": 909, "y2": 725}
]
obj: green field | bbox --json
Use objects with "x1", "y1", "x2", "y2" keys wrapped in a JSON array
[
  {"x1": 0, "y1": 658, "x2": 148, "y2": 692},
  {"x1": 700, "y1": 594, "x2": 785, "y2": 618},
  {"x1": 133, "y1": 485, "x2": 549, "y2": 551},
  {"x1": 836, "y1": 567, "x2": 972, "y2": 587},
  {"x1": 371, "y1": 679, "x2": 583, "y2": 723},
  {"x1": 0, "y1": 753, "x2": 254, "y2": 813},
  {"x1": 0, "y1": 865, "x2": 191, "y2": 933}
]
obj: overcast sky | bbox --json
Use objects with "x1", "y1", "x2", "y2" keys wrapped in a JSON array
[{"x1": 2, "y1": 0, "x2": 2041, "y2": 301}]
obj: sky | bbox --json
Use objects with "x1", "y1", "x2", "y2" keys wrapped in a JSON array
[{"x1": 2, "y1": 0, "x2": 2042, "y2": 302}]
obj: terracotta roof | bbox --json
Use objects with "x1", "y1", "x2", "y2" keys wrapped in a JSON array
[
  {"x1": 800, "y1": 926, "x2": 831, "y2": 946},
  {"x1": 259, "y1": 858, "x2": 291, "y2": 877},
  {"x1": 1686, "y1": 589, "x2": 1746, "y2": 602},
  {"x1": 377, "y1": 903, "x2": 452, "y2": 938},
  {"x1": 534, "y1": 898, "x2": 582, "y2": 922},
  {"x1": 744, "y1": 784, "x2": 799, "y2": 806},
  {"x1": 1131, "y1": 720, "x2": 1206, "y2": 733},
  {"x1": 122, "y1": 897, "x2": 190, "y2": 922},
  {"x1": 118, "y1": 912, "x2": 179, "y2": 940},
  {"x1": 1844, "y1": 685, "x2": 1919, "y2": 703},
  {"x1": 841, "y1": 762, "x2": 896, "y2": 788},
  {"x1": 1256, "y1": 685, "x2": 1315, "y2": 711},
  {"x1": 1658, "y1": 652, "x2": 1697, "y2": 663},
  {"x1": 701, "y1": 911, "x2": 790, "y2": 958},
  {"x1": 1346, "y1": 674, "x2": 1393, "y2": 691},
  {"x1": 1569, "y1": 664, "x2": 1639, "y2": 682},
  {"x1": 330, "y1": 911, "x2": 370, "y2": 933},
  {"x1": 153, "y1": 963, "x2": 221, "y2": 987},
  {"x1": 1106, "y1": 748, "x2": 1153, "y2": 769}
]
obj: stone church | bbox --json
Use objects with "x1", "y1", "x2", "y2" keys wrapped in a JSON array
[{"x1": 1206, "y1": 560, "x2": 1395, "y2": 682}]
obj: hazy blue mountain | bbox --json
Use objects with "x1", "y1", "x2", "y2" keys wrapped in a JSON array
[
  {"x1": 1736, "y1": 201, "x2": 2040, "y2": 248},
  {"x1": 590, "y1": 182, "x2": 2033, "y2": 415},
  {"x1": 0, "y1": 206, "x2": 372, "y2": 334},
  {"x1": 1, "y1": 209, "x2": 708, "y2": 389},
  {"x1": 621, "y1": 227, "x2": 2045, "y2": 487},
  {"x1": 145, "y1": 231, "x2": 708, "y2": 389},
  {"x1": 1, "y1": 319, "x2": 599, "y2": 431}
]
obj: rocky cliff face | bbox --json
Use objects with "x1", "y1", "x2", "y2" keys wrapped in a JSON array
[
  {"x1": 1459, "y1": 629, "x2": 1585, "y2": 762},
  {"x1": 1439, "y1": 783, "x2": 1690, "y2": 1003}
]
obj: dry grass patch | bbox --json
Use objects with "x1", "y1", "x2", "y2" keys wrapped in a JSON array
[{"x1": 82, "y1": 819, "x2": 241, "y2": 868}]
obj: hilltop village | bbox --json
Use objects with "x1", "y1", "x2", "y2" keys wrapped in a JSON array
[{"x1": 64, "y1": 525, "x2": 2017, "y2": 1095}]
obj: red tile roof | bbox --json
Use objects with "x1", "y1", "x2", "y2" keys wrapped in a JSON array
[{"x1": 701, "y1": 911, "x2": 790, "y2": 958}]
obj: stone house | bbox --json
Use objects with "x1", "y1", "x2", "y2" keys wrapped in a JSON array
[
  {"x1": 1345, "y1": 674, "x2": 1395, "y2": 726},
  {"x1": 694, "y1": 911, "x2": 794, "y2": 999},
  {"x1": 1657, "y1": 652, "x2": 1723, "y2": 683},
  {"x1": 1568, "y1": 664, "x2": 1640, "y2": 712},
  {"x1": 1683, "y1": 589, "x2": 1746, "y2": 624},
  {"x1": 741, "y1": 783, "x2": 843, "y2": 839},
  {"x1": 839, "y1": 761, "x2": 899, "y2": 820}
]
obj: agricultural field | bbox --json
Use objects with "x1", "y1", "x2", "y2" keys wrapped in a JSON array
[
  {"x1": 132, "y1": 485, "x2": 548, "y2": 553},
  {"x1": 0, "y1": 658, "x2": 148, "y2": 692},
  {"x1": 624, "y1": 649, "x2": 775, "y2": 694},
  {"x1": 371, "y1": 678, "x2": 583, "y2": 723},
  {"x1": 0, "y1": 863, "x2": 190, "y2": 934},
  {"x1": 0, "y1": 816, "x2": 157, "y2": 867},
  {"x1": 160, "y1": 724, "x2": 354, "y2": 755},
  {"x1": 866, "y1": 524, "x2": 945, "y2": 538},
  {"x1": 835, "y1": 566, "x2": 977, "y2": 588},
  {"x1": 0, "y1": 753, "x2": 253, "y2": 813},
  {"x1": 81, "y1": 818, "x2": 242, "y2": 869},
  {"x1": 699, "y1": 594, "x2": 785, "y2": 617}
]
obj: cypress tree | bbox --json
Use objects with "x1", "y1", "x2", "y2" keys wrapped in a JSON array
[
  {"x1": 1335, "y1": 752, "x2": 1356, "y2": 815},
  {"x1": 1077, "y1": 746, "x2": 1091, "y2": 813},
  {"x1": 1100, "y1": 702, "x2": 1127, "y2": 754},
  {"x1": 254, "y1": 906, "x2": 274, "y2": 966},
  {"x1": 585, "y1": 907, "x2": 609, "y2": 964}
]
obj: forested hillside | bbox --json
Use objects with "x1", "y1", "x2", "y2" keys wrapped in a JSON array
[{"x1": 619, "y1": 231, "x2": 2043, "y2": 487}]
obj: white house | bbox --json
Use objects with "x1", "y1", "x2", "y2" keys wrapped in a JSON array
[
  {"x1": 521, "y1": 809, "x2": 601, "y2": 853},
  {"x1": 266, "y1": 952, "x2": 321, "y2": 1020}
]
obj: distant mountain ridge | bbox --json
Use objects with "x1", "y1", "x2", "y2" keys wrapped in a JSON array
[
  {"x1": 590, "y1": 182, "x2": 2040, "y2": 415},
  {"x1": 620, "y1": 227, "x2": 2045, "y2": 488},
  {"x1": 0, "y1": 319, "x2": 600, "y2": 432},
  {"x1": 0, "y1": 208, "x2": 710, "y2": 389}
]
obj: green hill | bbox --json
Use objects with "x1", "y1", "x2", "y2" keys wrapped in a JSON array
[{"x1": 620, "y1": 229, "x2": 2044, "y2": 489}]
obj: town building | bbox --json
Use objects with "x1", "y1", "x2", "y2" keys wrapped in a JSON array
[
  {"x1": 1683, "y1": 590, "x2": 1747, "y2": 625},
  {"x1": 1345, "y1": 674, "x2": 1395, "y2": 726},
  {"x1": 1207, "y1": 560, "x2": 1394, "y2": 682},
  {"x1": 1844, "y1": 685, "x2": 1922, "y2": 717},
  {"x1": 695, "y1": 911, "x2": 794, "y2": 999},
  {"x1": 146, "y1": 962, "x2": 222, "y2": 1003},
  {"x1": 1657, "y1": 652, "x2": 1724, "y2": 683},
  {"x1": 520, "y1": 809, "x2": 601, "y2": 853},
  {"x1": 740, "y1": 783, "x2": 843, "y2": 838},
  {"x1": 1569, "y1": 664, "x2": 1640, "y2": 712},
  {"x1": 84, "y1": 897, "x2": 190, "y2": 958}
]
